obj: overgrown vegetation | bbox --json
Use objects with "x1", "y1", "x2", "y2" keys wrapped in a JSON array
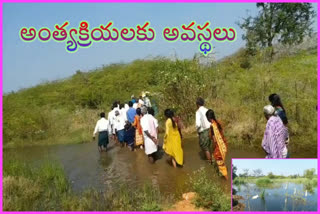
[
  {"x1": 259, "y1": 189, "x2": 265, "y2": 200},
  {"x1": 256, "y1": 178, "x2": 273, "y2": 187},
  {"x1": 3, "y1": 160, "x2": 231, "y2": 211},
  {"x1": 188, "y1": 168, "x2": 231, "y2": 211},
  {"x1": 233, "y1": 177, "x2": 247, "y2": 185},
  {"x1": 3, "y1": 43, "x2": 317, "y2": 155},
  {"x1": 3, "y1": 160, "x2": 168, "y2": 211}
]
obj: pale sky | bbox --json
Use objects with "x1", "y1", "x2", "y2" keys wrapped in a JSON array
[{"x1": 233, "y1": 159, "x2": 318, "y2": 176}]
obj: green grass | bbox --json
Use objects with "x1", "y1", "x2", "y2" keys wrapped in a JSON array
[
  {"x1": 233, "y1": 177, "x2": 248, "y2": 185},
  {"x1": 271, "y1": 177, "x2": 317, "y2": 184},
  {"x1": 3, "y1": 160, "x2": 169, "y2": 211},
  {"x1": 256, "y1": 178, "x2": 273, "y2": 187},
  {"x1": 188, "y1": 168, "x2": 231, "y2": 211},
  {"x1": 3, "y1": 48, "x2": 317, "y2": 155},
  {"x1": 235, "y1": 176, "x2": 317, "y2": 188},
  {"x1": 260, "y1": 189, "x2": 265, "y2": 200},
  {"x1": 3, "y1": 160, "x2": 232, "y2": 211},
  {"x1": 3, "y1": 160, "x2": 71, "y2": 211}
]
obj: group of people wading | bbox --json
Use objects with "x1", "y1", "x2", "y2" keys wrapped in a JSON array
[
  {"x1": 93, "y1": 94, "x2": 229, "y2": 179},
  {"x1": 93, "y1": 92, "x2": 289, "y2": 181}
]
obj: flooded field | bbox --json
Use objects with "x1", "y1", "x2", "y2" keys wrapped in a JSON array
[
  {"x1": 4, "y1": 135, "x2": 234, "y2": 196},
  {"x1": 234, "y1": 182, "x2": 317, "y2": 211}
]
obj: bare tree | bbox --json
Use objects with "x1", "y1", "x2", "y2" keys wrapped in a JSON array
[
  {"x1": 253, "y1": 169, "x2": 263, "y2": 177},
  {"x1": 243, "y1": 168, "x2": 250, "y2": 178}
]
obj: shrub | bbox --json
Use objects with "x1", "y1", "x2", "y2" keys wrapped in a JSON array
[
  {"x1": 3, "y1": 176, "x2": 41, "y2": 211},
  {"x1": 3, "y1": 49, "x2": 317, "y2": 156},
  {"x1": 189, "y1": 168, "x2": 231, "y2": 211},
  {"x1": 233, "y1": 177, "x2": 247, "y2": 185},
  {"x1": 256, "y1": 178, "x2": 273, "y2": 187},
  {"x1": 267, "y1": 172, "x2": 275, "y2": 179}
]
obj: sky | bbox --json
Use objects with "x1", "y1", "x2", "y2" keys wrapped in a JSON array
[
  {"x1": 2, "y1": 3, "x2": 318, "y2": 93},
  {"x1": 233, "y1": 159, "x2": 318, "y2": 176}
]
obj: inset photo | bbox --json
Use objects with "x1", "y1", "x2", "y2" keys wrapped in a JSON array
[{"x1": 232, "y1": 159, "x2": 317, "y2": 211}]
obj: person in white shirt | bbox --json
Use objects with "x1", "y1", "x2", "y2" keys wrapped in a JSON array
[
  {"x1": 114, "y1": 102, "x2": 120, "y2": 128},
  {"x1": 120, "y1": 103, "x2": 128, "y2": 122},
  {"x1": 138, "y1": 96, "x2": 145, "y2": 107},
  {"x1": 143, "y1": 93, "x2": 152, "y2": 108},
  {"x1": 140, "y1": 107, "x2": 158, "y2": 163},
  {"x1": 93, "y1": 112, "x2": 110, "y2": 152},
  {"x1": 195, "y1": 97, "x2": 213, "y2": 163},
  {"x1": 133, "y1": 100, "x2": 138, "y2": 109},
  {"x1": 147, "y1": 107, "x2": 158, "y2": 135},
  {"x1": 108, "y1": 103, "x2": 118, "y2": 138},
  {"x1": 124, "y1": 103, "x2": 129, "y2": 112},
  {"x1": 114, "y1": 110, "x2": 126, "y2": 147},
  {"x1": 107, "y1": 106, "x2": 115, "y2": 136}
]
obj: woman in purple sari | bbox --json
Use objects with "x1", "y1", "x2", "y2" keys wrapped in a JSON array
[{"x1": 262, "y1": 105, "x2": 289, "y2": 158}]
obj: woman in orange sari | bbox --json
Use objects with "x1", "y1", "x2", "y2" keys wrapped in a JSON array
[
  {"x1": 132, "y1": 107, "x2": 144, "y2": 149},
  {"x1": 206, "y1": 109, "x2": 228, "y2": 180}
]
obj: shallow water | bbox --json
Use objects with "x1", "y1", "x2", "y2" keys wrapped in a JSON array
[
  {"x1": 4, "y1": 134, "x2": 310, "y2": 197},
  {"x1": 3, "y1": 135, "x2": 239, "y2": 197},
  {"x1": 234, "y1": 182, "x2": 318, "y2": 211}
]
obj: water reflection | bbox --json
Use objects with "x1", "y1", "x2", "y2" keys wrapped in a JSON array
[
  {"x1": 3, "y1": 136, "x2": 231, "y2": 197},
  {"x1": 234, "y1": 182, "x2": 317, "y2": 211}
]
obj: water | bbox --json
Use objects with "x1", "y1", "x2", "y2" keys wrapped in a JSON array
[
  {"x1": 3, "y1": 135, "x2": 246, "y2": 197},
  {"x1": 234, "y1": 182, "x2": 318, "y2": 211},
  {"x1": 4, "y1": 134, "x2": 309, "y2": 198}
]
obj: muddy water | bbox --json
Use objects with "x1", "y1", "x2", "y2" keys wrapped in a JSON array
[{"x1": 3, "y1": 135, "x2": 268, "y2": 196}]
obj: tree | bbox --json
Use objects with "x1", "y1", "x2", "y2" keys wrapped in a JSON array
[
  {"x1": 304, "y1": 168, "x2": 316, "y2": 180},
  {"x1": 233, "y1": 165, "x2": 238, "y2": 179},
  {"x1": 243, "y1": 168, "x2": 250, "y2": 178},
  {"x1": 239, "y1": 3, "x2": 316, "y2": 59},
  {"x1": 290, "y1": 174, "x2": 298, "y2": 179},
  {"x1": 267, "y1": 172, "x2": 275, "y2": 179},
  {"x1": 253, "y1": 169, "x2": 263, "y2": 177}
]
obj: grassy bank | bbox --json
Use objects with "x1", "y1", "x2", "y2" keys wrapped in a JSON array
[
  {"x1": 3, "y1": 47, "x2": 317, "y2": 154},
  {"x1": 188, "y1": 168, "x2": 231, "y2": 211},
  {"x1": 3, "y1": 160, "x2": 168, "y2": 211},
  {"x1": 3, "y1": 160, "x2": 231, "y2": 211}
]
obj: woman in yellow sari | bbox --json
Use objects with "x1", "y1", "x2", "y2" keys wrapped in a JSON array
[
  {"x1": 163, "y1": 109, "x2": 183, "y2": 168},
  {"x1": 132, "y1": 108, "x2": 144, "y2": 149},
  {"x1": 206, "y1": 109, "x2": 228, "y2": 180}
]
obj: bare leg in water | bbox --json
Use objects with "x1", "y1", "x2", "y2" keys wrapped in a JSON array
[
  {"x1": 113, "y1": 134, "x2": 120, "y2": 146},
  {"x1": 171, "y1": 158, "x2": 177, "y2": 168},
  {"x1": 205, "y1": 150, "x2": 212, "y2": 164},
  {"x1": 148, "y1": 156, "x2": 155, "y2": 163}
]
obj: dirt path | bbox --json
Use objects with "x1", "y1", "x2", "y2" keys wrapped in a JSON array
[{"x1": 167, "y1": 192, "x2": 205, "y2": 211}]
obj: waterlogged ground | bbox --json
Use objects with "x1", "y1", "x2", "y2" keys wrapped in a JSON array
[
  {"x1": 4, "y1": 136, "x2": 236, "y2": 197},
  {"x1": 234, "y1": 182, "x2": 318, "y2": 211},
  {"x1": 4, "y1": 133, "x2": 311, "y2": 198}
]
